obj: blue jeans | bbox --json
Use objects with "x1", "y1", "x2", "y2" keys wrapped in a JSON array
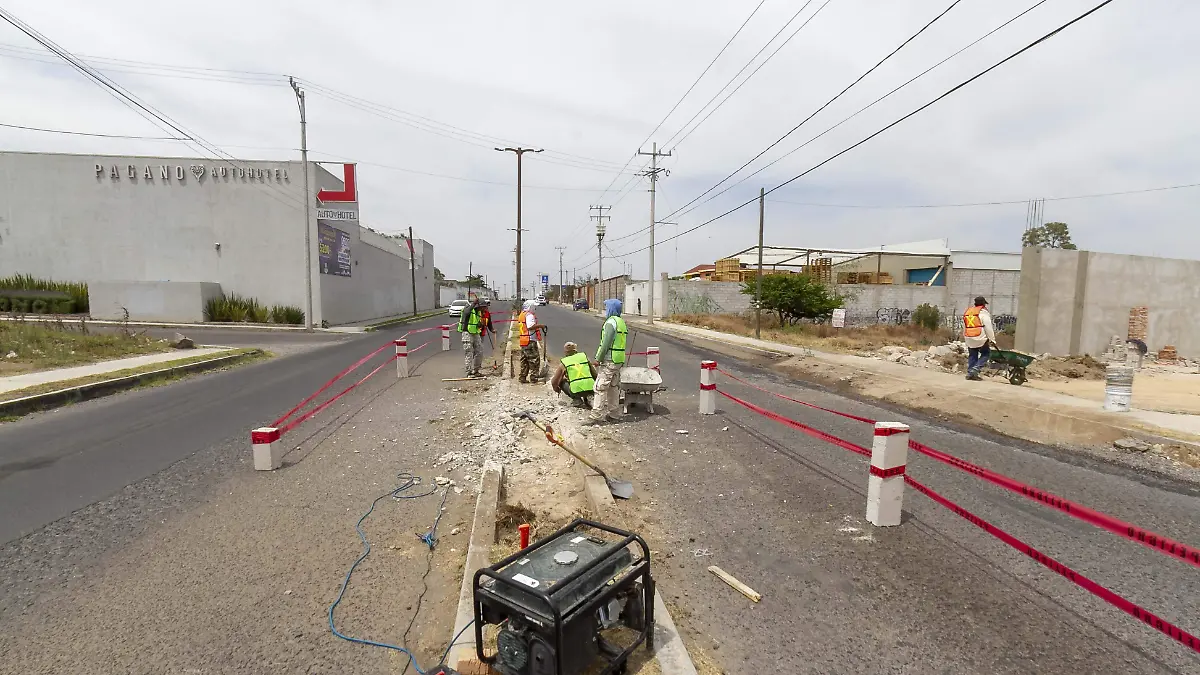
[{"x1": 968, "y1": 345, "x2": 991, "y2": 376}]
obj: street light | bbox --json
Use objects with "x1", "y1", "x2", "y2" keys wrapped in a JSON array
[{"x1": 495, "y1": 147, "x2": 543, "y2": 306}]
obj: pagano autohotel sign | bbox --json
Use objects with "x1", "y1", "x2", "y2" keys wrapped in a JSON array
[{"x1": 95, "y1": 162, "x2": 290, "y2": 184}]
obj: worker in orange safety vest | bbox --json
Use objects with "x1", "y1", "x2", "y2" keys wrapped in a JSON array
[
  {"x1": 516, "y1": 300, "x2": 548, "y2": 383},
  {"x1": 963, "y1": 295, "x2": 997, "y2": 381}
]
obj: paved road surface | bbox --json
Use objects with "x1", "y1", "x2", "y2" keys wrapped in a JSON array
[
  {"x1": 0, "y1": 313, "x2": 455, "y2": 544},
  {"x1": 538, "y1": 304, "x2": 1200, "y2": 674}
]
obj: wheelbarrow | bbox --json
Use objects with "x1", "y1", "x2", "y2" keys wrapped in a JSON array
[
  {"x1": 987, "y1": 348, "x2": 1035, "y2": 385},
  {"x1": 619, "y1": 366, "x2": 663, "y2": 414}
]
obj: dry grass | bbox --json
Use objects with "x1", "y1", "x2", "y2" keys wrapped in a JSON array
[
  {"x1": 0, "y1": 320, "x2": 172, "y2": 376},
  {"x1": 669, "y1": 312, "x2": 960, "y2": 353}
]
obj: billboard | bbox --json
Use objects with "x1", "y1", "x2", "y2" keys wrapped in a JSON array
[{"x1": 318, "y1": 222, "x2": 352, "y2": 277}]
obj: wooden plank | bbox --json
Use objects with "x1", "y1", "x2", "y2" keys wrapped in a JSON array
[{"x1": 707, "y1": 565, "x2": 762, "y2": 602}]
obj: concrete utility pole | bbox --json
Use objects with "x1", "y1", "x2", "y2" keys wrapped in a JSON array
[
  {"x1": 290, "y1": 77, "x2": 314, "y2": 331},
  {"x1": 555, "y1": 246, "x2": 566, "y2": 302},
  {"x1": 408, "y1": 226, "x2": 418, "y2": 316},
  {"x1": 638, "y1": 142, "x2": 671, "y2": 324},
  {"x1": 590, "y1": 204, "x2": 610, "y2": 292},
  {"x1": 468, "y1": 261, "x2": 473, "y2": 299},
  {"x1": 495, "y1": 147, "x2": 542, "y2": 304},
  {"x1": 756, "y1": 188, "x2": 765, "y2": 339}
]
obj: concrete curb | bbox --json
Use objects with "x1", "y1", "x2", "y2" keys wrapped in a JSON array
[
  {"x1": 446, "y1": 461, "x2": 505, "y2": 672},
  {"x1": 0, "y1": 349, "x2": 261, "y2": 417},
  {"x1": 560, "y1": 425, "x2": 615, "y2": 515}
]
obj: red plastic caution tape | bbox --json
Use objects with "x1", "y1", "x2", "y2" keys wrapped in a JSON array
[
  {"x1": 908, "y1": 440, "x2": 1200, "y2": 570},
  {"x1": 717, "y1": 368, "x2": 878, "y2": 425},
  {"x1": 278, "y1": 354, "x2": 398, "y2": 436},
  {"x1": 409, "y1": 340, "x2": 431, "y2": 354},
  {"x1": 717, "y1": 390, "x2": 871, "y2": 458},
  {"x1": 272, "y1": 341, "x2": 393, "y2": 428},
  {"x1": 905, "y1": 475, "x2": 1200, "y2": 654},
  {"x1": 401, "y1": 325, "x2": 441, "y2": 336}
]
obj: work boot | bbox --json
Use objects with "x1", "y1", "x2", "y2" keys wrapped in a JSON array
[
  {"x1": 518, "y1": 378, "x2": 527, "y2": 384},
  {"x1": 966, "y1": 373, "x2": 982, "y2": 381}
]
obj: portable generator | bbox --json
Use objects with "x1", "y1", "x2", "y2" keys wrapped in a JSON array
[{"x1": 473, "y1": 519, "x2": 653, "y2": 675}]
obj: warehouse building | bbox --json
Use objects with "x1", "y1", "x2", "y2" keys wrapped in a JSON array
[{"x1": 0, "y1": 151, "x2": 435, "y2": 326}]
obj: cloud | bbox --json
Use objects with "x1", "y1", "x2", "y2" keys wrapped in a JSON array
[{"x1": 2, "y1": 0, "x2": 1198, "y2": 292}]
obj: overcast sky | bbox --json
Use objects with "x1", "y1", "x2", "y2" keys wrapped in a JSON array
[{"x1": 2, "y1": 0, "x2": 1197, "y2": 293}]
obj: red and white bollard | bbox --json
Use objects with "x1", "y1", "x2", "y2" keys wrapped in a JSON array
[
  {"x1": 647, "y1": 346, "x2": 660, "y2": 372},
  {"x1": 699, "y1": 360, "x2": 717, "y2": 414},
  {"x1": 441, "y1": 325, "x2": 451, "y2": 351},
  {"x1": 866, "y1": 422, "x2": 909, "y2": 527},
  {"x1": 251, "y1": 427, "x2": 283, "y2": 471},
  {"x1": 395, "y1": 339, "x2": 409, "y2": 378}
]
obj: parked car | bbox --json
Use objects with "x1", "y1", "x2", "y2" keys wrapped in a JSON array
[
  {"x1": 535, "y1": 295, "x2": 548, "y2": 306},
  {"x1": 447, "y1": 299, "x2": 469, "y2": 317},
  {"x1": 573, "y1": 299, "x2": 589, "y2": 311}
]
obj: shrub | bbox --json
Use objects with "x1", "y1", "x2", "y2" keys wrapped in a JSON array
[
  {"x1": 0, "y1": 273, "x2": 89, "y2": 313},
  {"x1": 270, "y1": 304, "x2": 306, "y2": 325},
  {"x1": 912, "y1": 303, "x2": 940, "y2": 331}
]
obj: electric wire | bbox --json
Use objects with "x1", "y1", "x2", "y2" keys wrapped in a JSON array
[
  {"x1": 665, "y1": 0, "x2": 837, "y2": 151},
  {"x1": 668, "y1": 0, "x2": 1053, "y2": 222},
  {"x1": 572, "y1": 0, "x2": 1121, "y2": 269},
  {"x1": 0, "y1": 121, "x2": 184, "y2": 140},
  {"x1": 663, "y1": 0, "x2": 965, "y2": 221}
]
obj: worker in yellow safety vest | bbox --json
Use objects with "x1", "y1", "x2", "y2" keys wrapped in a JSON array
[
  {"x1": 516, "y1": 300, "x2": 548, "y2": 383},
  {"x1": 587, "y1": 298, "x2": 627, "y2": 424},
  {"x1": 551, "y1": 341, "x2": 597, "y2": 408},
  {"x1": 963, "y1": 295, "x2": 997, "y2": 381},
  {"x1": 458, "y1": 296, "x2": 484, "y2": 376}
]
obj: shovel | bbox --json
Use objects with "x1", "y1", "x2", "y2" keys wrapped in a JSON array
[{"x1": 514, "y1": 410, "x2": 635, "y2": 499}]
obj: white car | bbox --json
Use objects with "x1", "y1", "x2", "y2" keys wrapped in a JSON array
[
  {"x1": 447, "y1": 299, "x2": 469, "y2": 317},
  {"x1": 535, "y1": 295, "x2": 548, "y2": 306}
]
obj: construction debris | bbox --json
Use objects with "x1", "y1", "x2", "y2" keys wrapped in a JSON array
[{"x1": 708, "y1": 565, "x2": 762, "y2": 602}]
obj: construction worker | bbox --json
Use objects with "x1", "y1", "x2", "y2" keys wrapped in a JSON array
[
  {"x1": 458, "y1": 295, "x2": 484, "y2": 377},
  {"x1": 478, "y1": 298, "x2": 496, "y2": 350},
  {"x1": 588, "y1": 298, "x2": 627, "y2": 424},
  {"x1": 551, "y1": 341, "x2": 596, "y2": 408},
  {"x1": 963, "y1": 295, "x2": 997, "y2": 381},
  {"x1": 517, "y1": 300, "x2": 547, "y2": 383}
]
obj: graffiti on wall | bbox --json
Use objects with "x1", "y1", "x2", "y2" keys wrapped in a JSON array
[
  {"x1": 875, "y1": 307, "x2": 912, "y2": 325},
  {"x1": 993, "y1": 314, "x2": 1018, "y2": 332},
  {"x1": 668, "y1": 288, "x2": 724, "y2": 315}
]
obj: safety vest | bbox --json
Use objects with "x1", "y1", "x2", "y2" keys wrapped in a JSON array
[
  {"x1": 460, "y1": 307, "x2": 481, "y2": 335},
  {"x1": 963, "y1": 306, "x2": 983, "y2": 338},
  {"x1": 561, "y1": 352, "x2": 595, "y2": 394},
  {"x1": 518, "y1": 310, "x2": 540, "y2": 347},
  {"x1": 604, "y1": 316, "x2": 628, "y2": 364}
]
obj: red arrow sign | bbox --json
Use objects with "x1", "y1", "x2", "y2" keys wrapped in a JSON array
[{"x1": 317, "y1": 163, "x2": 357, "y2": 203}]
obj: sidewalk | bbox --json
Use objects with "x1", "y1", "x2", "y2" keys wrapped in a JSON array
[
  {"x1": 0, "y1": 348, "x2": 228, "y2": 395},
  {"x1": 628, "y1": 317, "x2": 1200, "y2": 447}
]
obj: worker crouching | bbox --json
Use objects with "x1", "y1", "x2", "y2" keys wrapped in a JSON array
[{"x1": 551, "y1": 341, "x2": 596, "y2": 408}]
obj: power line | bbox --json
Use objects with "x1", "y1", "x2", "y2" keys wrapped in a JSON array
[
  {"x1": 0, "y1": 121, "x2": 184, "y2": 140},
  {"x1": 665, "y1": 0, "x2": 1053, "y2": 224},
  {"x1": 662, "y1": 0, "x2": 834, "y2": 150},
  {"x1": 769, "y1": 182, "x2": 1200, "y2": 210},
  {"x1": 663, "y1": 0, "x2": 964, "y2": 222},
  {"x1": 588, "y1": 0, "x2": 769, "y2": 208},
  {"x1": 583, "y1": 0, "x2": 1122, "y2": 265}
]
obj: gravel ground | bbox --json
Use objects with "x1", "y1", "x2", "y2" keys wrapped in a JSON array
[{"x1": 0, "y1": 346, "x2": 484, "y2": 675}]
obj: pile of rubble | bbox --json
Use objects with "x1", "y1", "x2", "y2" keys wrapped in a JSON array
[{"x1": 872, "y1": 342, "x2": 972, "y2": 373}]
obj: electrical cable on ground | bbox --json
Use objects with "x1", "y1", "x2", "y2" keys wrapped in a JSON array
[
  {"x1": 596, "y1": 0, "x2": 1120, "y2": 264},
  {"x1": 327, "y1": 472, "x2": 450, "y2": 675},
  {"x1": 400, "y1": 486, "x2": 451, "y2": 675}
]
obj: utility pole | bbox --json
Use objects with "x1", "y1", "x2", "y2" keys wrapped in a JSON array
[
  {"x1": 290, "y1": 77, "x2": 314, "y2": 331},
  {"x1": 496, "y1": 147, "x2": 543, "y2": 304},
  {"x1": 555, "y1": 246, "x2": 566, "y2": 303},
  {"x1": 468, "y1": 261, "x2": 473, "y2": 299},
  {"x1": 756, "y1": 188, "x2": 765, "y2": 339},
  {"x1": 590, "y1": 205, "x2": 610, "y2": 293},
  {"x1": 638, "y1": 142, "x2": 671, "y2": 324},
  {"x1": 408, "y1": 226, "x2": 418, "y2": 316}
]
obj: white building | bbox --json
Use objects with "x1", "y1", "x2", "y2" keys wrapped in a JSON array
[{"x1": 0, "y1": 151, "x2": 436, "y2": 325}]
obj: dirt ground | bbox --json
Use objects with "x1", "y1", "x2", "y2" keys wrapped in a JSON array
[
  {"x1": 669, "y1": 313, "x2": 976, "y2": 353},
  {"x1": 1028, "y1": 368, "x2": 1200, "y2": 414}
]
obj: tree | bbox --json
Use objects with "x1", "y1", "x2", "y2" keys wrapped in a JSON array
[
  {"x1": 1022, "y1": 222, "x2": 1077, "y2": 250},
  {"x1": 742, "y1": 273, "x2": 843, "y2": 325},
  {"x1": 434, "y1": 267, "x2": 445, "y2": 284},
  {"x1": 464, "y1": 274, "x2": 485, "y2": 295}
]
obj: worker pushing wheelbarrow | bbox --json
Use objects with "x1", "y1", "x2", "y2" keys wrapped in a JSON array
[{"x1": 963, "y1": 295, "x2": 1033, "y2": 385}]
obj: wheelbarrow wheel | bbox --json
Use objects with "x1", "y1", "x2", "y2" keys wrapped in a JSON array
[{"x1": 1008, "y1": 367, "x2": 1027, "y2": 386}]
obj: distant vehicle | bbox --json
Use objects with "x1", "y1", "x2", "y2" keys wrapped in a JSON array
[
  {"x1": 573, "y1": 298, "x2": 589, "y2": 311},
  {"x1": 447, "y1": 299, "x2": 469, "y2": 317},
  {"x1": 535, "y1": 295, "x2": 548, "y2": 306}
]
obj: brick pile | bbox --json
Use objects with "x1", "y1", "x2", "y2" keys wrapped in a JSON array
[
  {"x1": 1127, "y1": 306, "x2": 1149, "y2": 342},
  {"x1": 1157, "y1": 345, "x2": 1178, "y2": 363}
]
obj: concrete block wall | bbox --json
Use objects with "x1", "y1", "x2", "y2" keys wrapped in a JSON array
[
  {"x1": 949, "y1": 268, "x2": 1019, "y2": 322},
  {"x1": 89, "y1": 281, "x2": 222, "y2": 322},
  {"x1": 838, "y1": 283, "x2": 948, "y2": 326},
  {"x1": 1017, "y1": 248, "x2": 1200, "y2": 357},
  {"x1": 664, "y1": 280, "x2": 750, "y2": 315}
]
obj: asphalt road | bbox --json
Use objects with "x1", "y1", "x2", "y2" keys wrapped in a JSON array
[
  {"x1": 0, "y1": 312, "x2": 457, "y2": 545},
  {"x1": 537, "y1": 304, "x2": 1200, "y2": 674}
]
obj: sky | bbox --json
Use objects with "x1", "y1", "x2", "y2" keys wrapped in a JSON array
[{"x1": 2, "y1": 0, "x2": 1198, "y2": 295}]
